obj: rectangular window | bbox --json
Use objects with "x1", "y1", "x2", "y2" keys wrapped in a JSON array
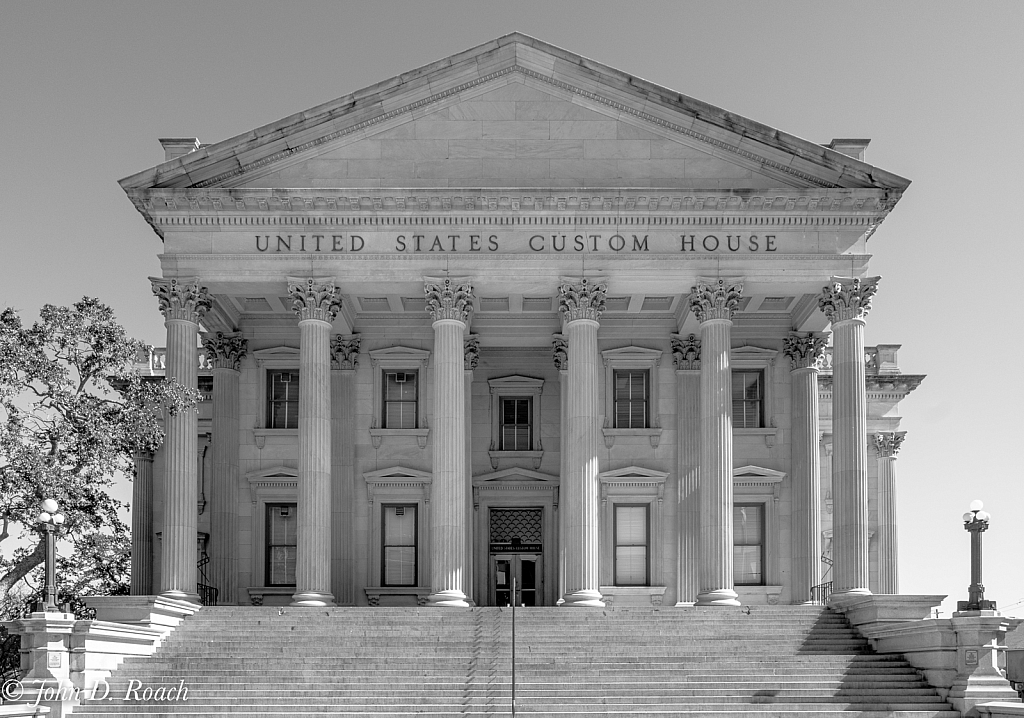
[
  {"x1": 382, "y1": 504, "x2": 417, "y2": 586},
  {"x1": 267, "y1": 371, "x2": 299, "y2": 429},
  {"x1": 500, "y1": 398, "x2": 532, "y2": 450},
  {"x1": 614, "y1": 504, "x2": 649, "y2": 586},
  {"x1": 613, "y1": 370, "x2": 648, "y2": 429},
  {"x1": 734, "y1": 504, "x2": 764, "y2": 585},
  {"x1": 732, "y1": 370, "x2": 764, "y2": 429},
  {"x1": 383, "y1": 371, "x2": 418, "y2": 429},
  {"x1": 265, "y1": 503, "x2": 297, "y2": 586}
]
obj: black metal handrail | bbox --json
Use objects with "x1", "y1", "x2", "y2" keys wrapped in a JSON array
[
  {"x1": 810, "y1": 581, "x2": 833, "y2": 606},
  {"x1": 197, "y1": 555, "x2": 218, "y2": 606}
]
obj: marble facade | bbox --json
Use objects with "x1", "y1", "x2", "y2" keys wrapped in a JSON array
[{"x1": 122, "y1": 33, "x2": 923, "y2": 608}]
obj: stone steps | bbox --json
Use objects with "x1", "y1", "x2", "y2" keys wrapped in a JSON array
[{"x1": 73, "y1": 606, "x2": 955, "y2": 717}]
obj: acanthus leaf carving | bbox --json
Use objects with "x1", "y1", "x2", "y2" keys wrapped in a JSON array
[
  {"x1": 551, "y1": 334, "x2": 568, "y2": 371},
  {"x1": 558, "y1": 277, "x2": 607, "y2": 324},
  {"x1": 150, "y1": 277, "x2": 211, "y2": 324},
  {"x1": 819, "y1": 276, "x2": 880, "y2": 324},
  {"x1": 670, "y1": 333, "x2": 701, "y2": 370},
  {"x1": 203, "y1": 331, "x2": 248, "y2": 371},
  {"x1": 464, "y1": 334, "x2": 480, "y2": 370},
  {"x1": 783, "y1": 331, "x2": 829, "y2": 370},
  {"x1": 688, "y1": 279, "x2": 743, "y2": 323},
  {"x1": 872, "y1": 431, "x2": 907, "y2": 458},
  {"x1": 330, "y1": 334, "x2": 361, "y2": 371},
  {"x1": 287, "y1": 276, "x2": 342, "y2": 323},
  {"x1": 424, "y1": 277, "x2": 474, "y2": 323}
]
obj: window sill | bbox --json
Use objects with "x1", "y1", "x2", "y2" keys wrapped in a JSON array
[
  {"x1": 488, "y1": 450, "x2": 544, "y2": 470},
  {"x1": 599, "y1": 585, "x2": 667, "y2": 607},
  {"x1": 246, "y1": 586, "x2": 295, "y2": 606},
  {"x1": 252, "y1": 428, "x2": 298, "y2": 449},
  {"x1": 602, "y1": 428, "x2": 663, "y2": 448},
  {"x1": 734, "y1": 427, "x2": 778, "y2": 448},
  {"x1": 364, "y1": 586, "x2": 431, "y2": 607},
  {"x1": 369, "y1": 428, "x2": 430, "y2": 449}
]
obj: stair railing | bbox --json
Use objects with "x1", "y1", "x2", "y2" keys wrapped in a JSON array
[
  {"x1": 511, "y1": 575, "x2": 517, "y2": 718},
  {"x1": 810, "y1": 580, "x2": 833, "y2": 606},
  {"x1": 196, "y1": 554, "x2": 219, "y2": 607}
]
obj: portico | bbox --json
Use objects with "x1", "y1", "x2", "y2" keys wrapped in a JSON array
[{"x1": 122, "y1": 33, "x2": 922, "y2": 609}]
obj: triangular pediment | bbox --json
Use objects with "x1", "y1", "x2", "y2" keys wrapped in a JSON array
[
  {"x1": 474, "y1": 468, "x2": 558, "y2": 485},
  {"x1": 121, "y1": 34, "x2": 909, "y2": 195},
  {"x1": 245, "y1": 465, "x2": 298, "y2": 481},
  {"x1": 733, "y1": 465, "x2": 786, "y2": 483},
  {"x1": 599, "y1": 466, "x2": 669, "y2": 483},
  {"x1": 363, "y1": 466, "x2": 432, "y2": 483}
]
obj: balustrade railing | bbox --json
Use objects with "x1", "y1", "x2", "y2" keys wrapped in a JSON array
[{"x1": 810, "y1": 581, "x2": 833, "y2": 606}]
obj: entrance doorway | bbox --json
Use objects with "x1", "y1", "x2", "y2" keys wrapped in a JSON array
[
  {"x1": 492, "y1": 554, "x2": 541, "y2": 606},
  {"x1": 488, "y1": 507, "x2": 544, "y2": 606}
]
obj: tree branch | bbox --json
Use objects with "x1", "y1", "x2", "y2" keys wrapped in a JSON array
[{"x1": 0, "y1": 539, "x2": 45, "y2": 596}]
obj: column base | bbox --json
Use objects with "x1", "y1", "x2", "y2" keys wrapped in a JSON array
[
  {"x1": 290, "y1": 591, "x2": 336, "y2": 607},
  {"x1": 158, "y1": 589, "x2": 202, "y2": 606},
  {"x1": 560, "y1": 589, "x2": 605, "y2": 607},
  {"x1": 696, "y1": 588, "x2": 740, "y2": 606},
  {"x1": 426, "y1": 590, "x2": 469, "y2": 607}
]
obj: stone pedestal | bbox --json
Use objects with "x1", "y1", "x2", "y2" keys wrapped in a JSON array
[
  {"x1": 287, "y1": 277, "x2": 341, "y2": 607},
  {"x1": 150, "y1": 278, "x2": 210, "y2": 604},
  {"x1": 689, "y1": 280, "x2": 743, "y2": 607},
  {"x1": 873, "y1": 431, "x2": 905, "y2": 594},
  {"x1": 558, "y1": 278, "x2": 606, "y2": 608},
  {"x1": 130, "y1": 451, "x2": 154, "y2": 596},
  {"x1": 330, "y1": 335, "x2": 360, "y2": 606},
  {"x1": 785, "y1": 332, "x2": 828, "y2": 604},
  {"x1": 820, "y1": 277, "x2": 879, "y2": 598},
  {"x1": 671, "y1": 333, "x2": 700, "y2": 606},
  {"x1": 425, "y1": 278, "x2": 474, "y2": 607},
  {"x1": 203, "y1": 332, "x2": 247, "y2": 606}
]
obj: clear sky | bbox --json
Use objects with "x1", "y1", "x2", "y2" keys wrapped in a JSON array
[{"x1": 2, "y1": 0, "x2": 1022, "y2": 616}]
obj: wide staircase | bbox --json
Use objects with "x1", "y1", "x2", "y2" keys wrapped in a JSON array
[{"x1": 74, "y1": 605, "x2": 958, "y2": 717}]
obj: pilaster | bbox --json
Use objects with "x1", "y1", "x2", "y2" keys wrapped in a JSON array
[
  {"x1": 203, "y1": 331, "x2": 247, "y2": 606},
  {"x1": 558, "y1": 278, "x2": 606, "y2": 607},
  {"x1": 671, "y1": 333, "x2": 700, "y2": 605},
  {"x1": 784, "y1": 331, "x2": 828, "y2": 604},
  {"x1": 873, "y1": 430, "x2": 906, "y2": 595},
  {"x1": 552, "y1": 334, "x2": 568, "y2": 604},
  {"x1": 150, "y1": 277, "x2": 210, "y2": 603},
  {"x1": 130, "y1": 451, "x2": 154, "y2": 596},
  {"x1": 689, "y1": 279, "x2": 743, "y2": 606},
  {"x1": 287, "y1": 277, "x2": 341, "y2": 606},
  {"x1": 820, "y1": 276, "x2": 879, "y2": 599},
  {"x1": 425, "y1": 277, "x2": 474, "y2": 607},
  {"x1": 464, "y1": 334, "x2": 479, "y2": 605}
]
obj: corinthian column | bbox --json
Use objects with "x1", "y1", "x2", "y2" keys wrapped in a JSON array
[
  {"x1": 425, "y1": 277, "x2": 474, "y2": 607},
  {"x1": 671, "y1": 333, "x2": 700, "y2": 605},
  {"x1": 288, "y1": 277, "x2": 342, "y2": 606},
  {"x1": 131, "y1": 451, "x2": 154, "y2": 595},
  {"x1": 819, "y1": 276, "x2": 880, "y2": 598},
  {"x1": 558, "y1": 278, "x2": 606, "y2": 607},
  {"x1": 150, "y1": 277, "x2": 210, "y2": 602},
  {"x1": 873, "y1": 431, "x2": 905, "y2": 594},
  {"x1": 784, "y1": 331, "x2": 828, "y2": 604},
  {"x1": 689, "y1": 279, "x2": 743, "y2": 607},
  {"x1": 552, "y1": 334, "x2": 568, "y2": 602},
  {"x1": 203, "y1": 331, "x2": 247, "y2": 605},
  {"x1": 464, "y1": 334, "x2": 479, "y2": 606},
  {"x1": 330, "y1": 335, "x2": 360, "y2": 606}
]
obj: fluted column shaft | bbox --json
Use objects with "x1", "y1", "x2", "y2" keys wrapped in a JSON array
[
  {"x1": 288, "y1": 277, "x2": 341, "y2": 607},
  {"x1": 210, "y1": 365, "x2": 240, "y2": 604},
  {"x1": 689, "y1": 279, "x2": 742, "y2": 607},
  {"x1": 558, "y1": 278, "x2": 606, "y2": 607},
  {"x1": 785, "y1": 332, "x2": 827, "y2": 604},
  {"x1": 874, "y1": 431, "x2": 905, "y2": 594},
  {"x1": 463, "y1": 334, "x2": 478, "y2": 605},
  {"x1": 820, "y1": 277, "x2": 879, "y2": 598},
  {"x1": 131, "y1": 451, "x2": 154, "y2": 595},
  {"x1": 426, "y1": 278, "x2": 473, "y2": 607},
  {"x1": 151, "y1": 278, "x2": 209, "y2": 603},
  {"x1": 553, "y1": 336, "x2": 568, "y2": 604},
  {"x1": 672, "y1": 333, "x2": 700, "y2": 605},
  {"x1": 330, "y1": 335, "x2": 359, "y2": 606}
]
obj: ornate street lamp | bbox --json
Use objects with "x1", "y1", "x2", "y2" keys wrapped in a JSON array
[
  {"x1": 36, "y1": 499, "x2": 65, "y2": 613},
  {"x1": 957, "y1": 499, "x2": 996, "y2": 613}
]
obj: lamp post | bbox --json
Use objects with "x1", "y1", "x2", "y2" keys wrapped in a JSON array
[
  {"x1": 36, "y1": 499, "x2": 65, "y2": 613},
  {"x1": 957, "y1": 499, "x2": 996, "y2": 613}
]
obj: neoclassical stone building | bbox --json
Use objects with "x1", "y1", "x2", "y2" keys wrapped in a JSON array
[{"x1": 122, "y1": 33, "x2": 922, "y2": 609}]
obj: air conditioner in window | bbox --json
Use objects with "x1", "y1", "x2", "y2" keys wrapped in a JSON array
[
  {"x1": 395, "y1": 506, "x2": 405, "y2": 516},
  {"x1": 280, "y1": 507, "x2": 290, "y2": 517}
]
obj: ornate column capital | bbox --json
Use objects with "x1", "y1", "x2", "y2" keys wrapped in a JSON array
[
  {"x1": 202, "y1": 331, "x2": 248, "y2": 371},
  {"x1": 424, "y1": 277, "x2": 474, "y2": 323},
  {"x1": 150, "y1": 277, "x2": 211, "y2": 324},
  {"x1": 558, "y1": 277, "x2": 607, "y2": 324},
  {"x1": 671, "y1": 333, "x2": 701, "y2": 370},
  {"x1": 819, "y1": 276, "x2": 880, "y2": 324},
  {"x1": 873, "y1": 431, "x2": 906, "y2": 458},
  {"x1": 688, "y1": 279, "x2": 743, "y2": 323},
  {"x1": 287, "y1": 277, "x2": 342, "y2": 323},
  {"x1": 783, "y1": 331, "x2": 829, "y2": 370},
  {"x1": 552, "y1": 334, "x2": 568, "y2": 370},
  {"x1": 464, "y1": 334, "x2": 480, "y2": 370},
  {"x1": 329, "y1": 334, "x2": 360, "y2": 371}
]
